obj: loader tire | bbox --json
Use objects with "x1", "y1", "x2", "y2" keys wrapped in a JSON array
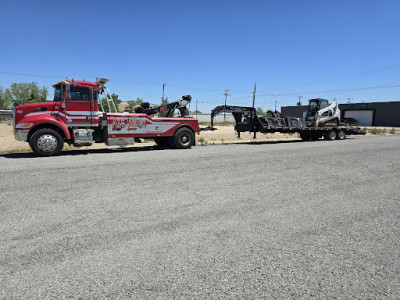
[
  {"x1": 29, "y1": 128, "x2": 64, "y2": 157},
  {"x1": 173, "y1": 128, "x2": 195, "y2": 149}
]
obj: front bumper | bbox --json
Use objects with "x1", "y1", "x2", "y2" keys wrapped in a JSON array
[{"x1": 14, "y1": 129, "x2": 29, "y2": 142}]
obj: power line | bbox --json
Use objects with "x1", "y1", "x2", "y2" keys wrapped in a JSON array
[
  {"x1": 0, "y1": 71, "x2": 60, "y2": 79},
  {"x1": 256, "y1": 83, "x2": 400, "y2": 97},
  {"x1": 1, "y1": 70, "x2": 399, "y2": 100}
]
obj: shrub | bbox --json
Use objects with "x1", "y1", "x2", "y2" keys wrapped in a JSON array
[{"x1": 369, "y1": 128, "x2": 387, "y2": 135}]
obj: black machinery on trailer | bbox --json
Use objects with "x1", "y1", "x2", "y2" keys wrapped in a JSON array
[{"x1": 206, "y1": 105, "x2": 365, "y2": 141}]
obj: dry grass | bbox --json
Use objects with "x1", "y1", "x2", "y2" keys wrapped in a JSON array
[
  {"x1": 196, "y1": 126, "x2": 301, "y2": 145},
  {"x1": 362, "y1": 127, "x2": 398, "y2": 136}
]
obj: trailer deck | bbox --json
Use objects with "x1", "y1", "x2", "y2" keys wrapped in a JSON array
[{"x1": 207, "y1": 105, "x2": 365, "y2": 140}]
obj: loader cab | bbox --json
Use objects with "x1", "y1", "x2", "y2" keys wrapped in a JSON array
[{"x1": 307, "y1": 99, "x2": 329, "y2": 116}]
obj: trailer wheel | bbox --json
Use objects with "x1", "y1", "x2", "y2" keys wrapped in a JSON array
[
  {"x1": 29, "y1": 128, "x2": 64, "y2": 156},
  {"x1": 324, "y1": 129, "x2": 337, "y2": 141},
  {"x1": 336, "y1": 129, "x2": 346, "y2": 140},
  {"x1": 154, "y1": 137, "x2": 172, "y2": 147},
  {"x1": 173, "y1": 127, "x2": 195, "y2": 149}
]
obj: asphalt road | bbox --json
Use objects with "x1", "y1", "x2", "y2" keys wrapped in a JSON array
[{"x1": 1, "y1": 136, "x2": 399, "y2": 299}]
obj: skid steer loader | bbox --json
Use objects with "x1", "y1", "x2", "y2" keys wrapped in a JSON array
[{"x1": 303, "y1": 98, "x2": 340, "y2": 127}]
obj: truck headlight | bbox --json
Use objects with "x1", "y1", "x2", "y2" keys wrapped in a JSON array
[{"x1": 15, "y1": 123, "x2": 34, "y2": 129}]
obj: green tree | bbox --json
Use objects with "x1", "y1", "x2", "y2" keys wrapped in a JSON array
[
  {"x1": 256, "y1": 107, "x2": 265, "y2": 116},
  {"x1": 0, "y1": 85, "x2": 11, "y2": 109},
  {"x1": 100, "y1": 93, "x2": 121, "y2": 112},
  {"x1": 111, "y1": 93, "x2": 121, "y2": 106},
  {"x1": 126, "y1": 97, "x2": 144, "y2": 112},
  {"x1": 3, "y1": 82, "x2": 48, "y2": 107}
]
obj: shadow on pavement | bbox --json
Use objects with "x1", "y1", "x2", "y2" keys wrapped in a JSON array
[{"x1": 1, "y1": 138, "x2": 333, "y2": 159}]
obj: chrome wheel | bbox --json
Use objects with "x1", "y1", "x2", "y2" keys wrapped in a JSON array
[
  {"x1": 324, "y1": 130, "x2": 337, "y2": 140},
  {"x1": 37, "y1": 134, "x2": 58, "y2": 153},
  {"x1": 180, "y1": 133, "x2": 190, "y2": 146},
  {"x1": 337, "y1": 129, "x2": 346, "y2": 140}
]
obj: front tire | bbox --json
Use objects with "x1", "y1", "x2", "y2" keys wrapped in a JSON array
[
  {"x1": 29, "y1": 128, "x2": 64, "y2": 156},
  {"x1": 172, "y1": 127, "x2": 195, "y2": 149}
]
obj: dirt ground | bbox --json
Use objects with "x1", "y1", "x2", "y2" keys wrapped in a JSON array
[{"x1": 0, "y1": 122, "x2": 396, "y2": 154}]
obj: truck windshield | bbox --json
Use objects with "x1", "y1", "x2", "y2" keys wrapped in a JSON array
[{"x1": 54, "y1": 87, "x2": 63, "y2": 101}]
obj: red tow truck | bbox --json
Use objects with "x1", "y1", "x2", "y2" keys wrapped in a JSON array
[{"x1": 13, "y1": 78, "x2": 200, "y2": 156}]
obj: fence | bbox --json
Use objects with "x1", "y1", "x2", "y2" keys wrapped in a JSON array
[
  {"x1": 0, "y1": 110, "x2": 13, "y2": 122},
  {"x1": 193, "y1": 113, "x2": 235, "y2": 123}
]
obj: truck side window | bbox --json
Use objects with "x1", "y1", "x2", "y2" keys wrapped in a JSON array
[
  {"x1": 69, "y1": 87, "x2": 90, "y2": 101},
  {"x1": 93, "y1": 91, "x2": 98, "y2": 101}
]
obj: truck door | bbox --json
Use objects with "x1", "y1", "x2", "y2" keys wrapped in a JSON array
[{"x1": 65, "y1": 86, "x2": 98, "y2": 126}]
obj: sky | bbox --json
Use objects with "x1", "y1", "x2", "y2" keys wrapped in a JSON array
[{"x1": 0, "y1": 0, "x2": 399, "y2": 112}]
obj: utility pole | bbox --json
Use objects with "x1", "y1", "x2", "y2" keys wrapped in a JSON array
[
  {"x1": 252, "y1": 83, "x2": 256, "y2": 108},
  {"x1": 297, "y1": 96, "x2": 303, "y2": 106},
  {"x1": 223, "y1": 89, "x2": 230, "y2": 122},
  {"x1": 274, "y1": 100, "x2": 278, "y2": 112},
  {"x1": 347, "y1": 98, "x2": 351, "y2": 103},
  {"x1": 162, "y1": 83, "x2": 166, "y2": 103}
]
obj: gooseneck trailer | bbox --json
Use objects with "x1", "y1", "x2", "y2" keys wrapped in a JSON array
[{"x1": 209, "y1": 104, "x2": 365, "y2": 141}]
